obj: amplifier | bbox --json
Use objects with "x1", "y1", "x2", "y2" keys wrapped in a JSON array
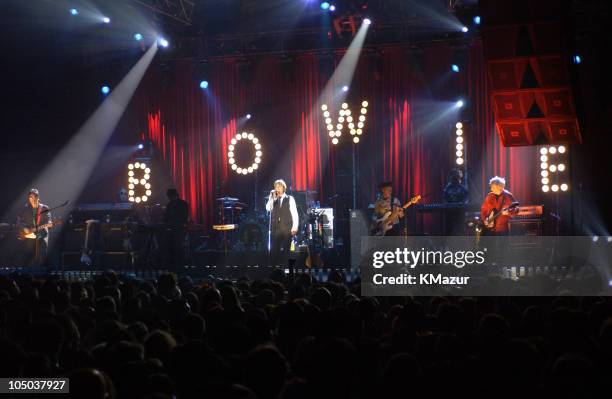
[{"x1": 509, "y1": 219, "x2": 543, "y2": 236}]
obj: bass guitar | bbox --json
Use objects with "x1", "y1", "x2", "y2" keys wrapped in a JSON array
[{"x1": 372, "y1": 195, "x2": 421, "y2": 236}]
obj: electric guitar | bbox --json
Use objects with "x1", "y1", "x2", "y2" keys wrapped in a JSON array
[
  {"x1": 372, "y1": 195, "x2": 421, "y2": 236},
  {"x1": 18, "y1": 219, "x2": 62, "y2": 240},
  {"x1": 482, "y1": 201, "x2": 519, "y2": 229}
]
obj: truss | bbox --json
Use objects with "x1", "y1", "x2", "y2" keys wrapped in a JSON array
[{"x1": 132, "y1": 0, "x2": 195, "y2": 26}]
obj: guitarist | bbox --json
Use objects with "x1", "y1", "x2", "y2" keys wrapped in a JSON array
[
  {"x1": 480, "y1": 176, "x2": 519, "y2": 235},
  {"x1": 373, "y1": 181, "x2": 408, "y2": 236},
  {"x1": 16, "y1": 189, "x2": 51, "y2": 266}
]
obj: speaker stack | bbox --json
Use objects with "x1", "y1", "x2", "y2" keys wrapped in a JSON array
[{"x1": 481, "y1": 0, "x2": 582, "y2": 147}]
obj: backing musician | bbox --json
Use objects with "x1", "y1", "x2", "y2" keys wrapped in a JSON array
[
  {"x1": 373, "y1": 181, "x2": 404, "y2": 236},
  {"x1": 16, "y1": 189, "x2": 51, "y2": 267},
  {"x1": 266, "y1": 179, "x2": 299, "y2": 266},
  {"x1": 163, "y1": 188, "x2": 189, "y2": 268},
  {"x1": 480, "y1": 176, "x2": 519, "y2": 235}
]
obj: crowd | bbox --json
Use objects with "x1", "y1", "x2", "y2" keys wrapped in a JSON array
[{"x1": 1, "y1": 269, "x2": 611, "y2": 398}]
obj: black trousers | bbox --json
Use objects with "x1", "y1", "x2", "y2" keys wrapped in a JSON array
[
  {"x1": 20, "y1": 238, "x2": 48, "y2": 267},
  {"x1": 162, "y1": 229, "x2": 186, "y2": 269},
  {"x1": 270, "y1": 229, "x2": 292, "y2": 266}
]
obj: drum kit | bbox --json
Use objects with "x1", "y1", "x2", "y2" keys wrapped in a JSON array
[{"x1": 212, "y1": 190, "x2": 334, "y2": 254}]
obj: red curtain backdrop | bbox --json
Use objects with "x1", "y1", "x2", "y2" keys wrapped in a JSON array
[{"x1": 125, "y1": 40, "x2": 540, "y2": 226}]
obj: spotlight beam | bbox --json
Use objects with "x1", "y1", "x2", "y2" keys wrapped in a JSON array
[{"x1": 3, "y1": 43, "x2": 158, "y2": 220}]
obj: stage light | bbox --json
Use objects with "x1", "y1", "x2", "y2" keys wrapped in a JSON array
[
  {"x1": 560, "y1": 183, "x2": 568, "y2": 192},
  {"x1": 323, "y1": 111, "x2": 330, "y2": 118},
  {"x1": 246, "y1": 114, "x2": 252, "y2": 119},
  {"x1": 364, "y1": 18, "x2": 372, "y2": 25},
  {"x1": 456, "y1": 158, "x2": 464, "y2": 165},
  {"x1": 451, "y1": 64, "x2": 460, "y2": 72},
  {"x1": 461, "y1": 26, "x2": 469, "y2": 33},
  {"x1": 540, "y1": 147, "x2": 548, "y2": 155},
  {"x1": 456, "y1": 100, "x2": 464, "y2": 108},
  {"x1": 360, "y1": 108, "x2": 367, "y2": 114},
  {"x1": 541, "y1": 162, "x2": 548, "y2": 170},
  {"x1": 541, "y1": 170, "x2": 548, "y2": 177},
  {"x1": 320, "y1": 2, "x2": 330, "y2": 10},
  {"x1": 342, "y1": 85, "x2": 349, "y2": 92},
  {"x1": 128, "y1": 161, "x2": 152, "y2": 203},
  {"x1": 551, "y1": 184, "x2": 559, "y2": 192},
  {"x1": 473, "y1": 16, "x2": 481, "y2": 25},
  {"x1": 346, "y1": 116, "x2": 353, "y2": 122},
  {"x1": 456, "y1": 122, "x2": 463, "y2": 129},
  {"x1": 558, "y1": 145, "x2": 566, "y2": 153},
  {"x1": 540, "y1": 155, "x2": 548, "y2": 162},
  {"x1": 558, "y1": 163, "x2": 566, "y2": 172},
  {"x1": 70, "y1": 8, "x2": 78, "y2": 16},
  {"x1": 456, "y1": 150, "x2": 463, "y2": 157},
  {"x1": 456, "y1": 129, "x2": 463, "y2": 136},
  {"x1": 228, "y1": 132, "x2": 262, "y2": 175},
  {"x1": 456, "y1": 144, "x2": 463, "y2": 151},
  {"x1": 542, "y1": 185, "x2": 550, "y2": 192},
  {"x1": 103, "y1": 17, "x2": 111, "y2": 24},
  {"x1": 362, "y1": 101, "x2": 368, "y2": 107},
  {"x1": 456, "y1": 136, "x2": 463, "y2": 144},
  {"x1": 593, "y1": 236, "x2": 599, "y2": 242},
  {"x1": 542, "y1": 177, "x2": 549, "y2": 185},
  {"x1": 332, "y1": 137, "x2": 339, "y2": 145},
  {"x1": 321, "y1": 104, "x2": 328, "y2": 111},
  {"x1": 101, "y1": 86, "x2": 110, "y2": 95},
  {"x1": 327, "y1": 124, "x2": 334, "y2": 131},
  {"x1": 341, "y1": 103, "x2": 348, "y2": 109},
  {"x1": 134, "y1": 33, "x2": 143, "y2": 41},
  {"x1": 338, "y1": 116, "x2": 345, "y2": 123},
  {"x1": 573, "y1": 55, "x2": 582, "y2": 64},
  {"x1": 353, "y1": 137, "x2": 360, "y2": 143},
  {"x1": 158, "y1": 38, "x2": 169, "y2": 48},
  {"x1": 549, "y1": 165, "x2": 557, "y2": 172},
  {"x1": 200, "y1": 80, "x2": 209, "y2": 89},
  {"x1": 330, "y1": 5, "x2": 336, "y2": 11},
  {"x1": 549, "y1": 146, "x2": 557, "y2": 154}
]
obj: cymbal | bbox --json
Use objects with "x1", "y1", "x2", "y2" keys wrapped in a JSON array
[{"x1": 216, "y1": 196, "x2": 239, "y2": 202}]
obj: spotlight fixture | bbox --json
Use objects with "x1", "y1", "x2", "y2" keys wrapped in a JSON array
[
  {"x1": 137, "y1": 143, "x2": 144, "y2": 150},
  {"x1": 158, "y1": 38, "x2": 169, "y2": 48},
  {"x1": 573, "y1": 55, "x2": 582, "y2": 64},
  {"x1": 473, "y1": 16, "x2": 481, "y2": 25},
  {"x1": 101, "y1": 86, "x2": 110, "y2": 95},
  {"x1": 330, "y1": 5, "x2": 336, "y2": 11},
  {"x1": 320, "y1": 2, "x2": 330, "y2": 10},
  {"x1": 199, "y1": 80, "x2": 209, "y2": 89},
  {"x1": 70, "y1": 8, "x2": 78, "y2": 16},
  {"x1": 456, "y1": 100, "x2": 464, "y2": 108},
  {"x1": 246, "y1": 114, "x2": 252, "y2": 119},
  {"x1": 134, "y1": 33, "x2": 143, "y2": 41},
  {"x1": 102, "y1": 17, "x2": 111, "y2": 24},
  {"x1": 364, "y1": 18, "x2": 372, "y2": 25},
  {"x1": 461, "y1": 26, "x2": 469, "y2": 33},
  {"x1": 342, "y1": 85, "x2": 349, "y2": 92},
  {"x1": 451, "y1": 64, "x2": 460, "y2": 73},
  {"x1": 127, "y1": 161, "x2": 151, "y2": 203},
  {"x1": 228, "y1": 132, "x2": 262, "y2": 175}
]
